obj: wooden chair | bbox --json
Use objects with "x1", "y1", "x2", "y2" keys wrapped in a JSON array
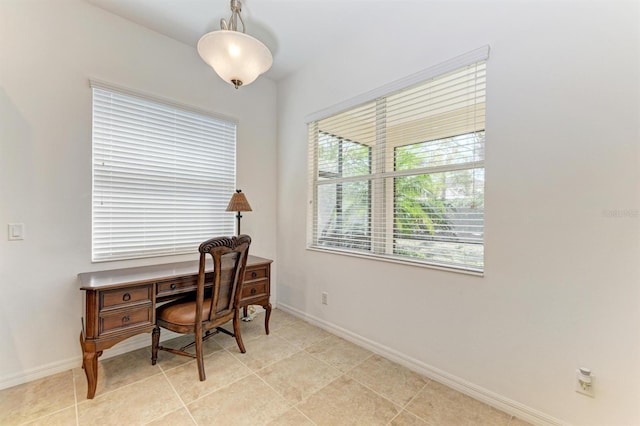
[{"x1": 151, "y1": 235, "x2": 251, "y2": 381}]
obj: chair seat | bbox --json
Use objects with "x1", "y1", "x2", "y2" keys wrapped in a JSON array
[{"x1": 158, "y1": 298, "x2": 231, "y2": 326}]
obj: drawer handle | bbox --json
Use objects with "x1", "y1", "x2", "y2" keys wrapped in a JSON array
[
  {"x1": 170, "y1": 283, "x2": 177, "y2": 290},
  {"x1": 122, "y1": 315, "x2": 130, "y2": 323},
  {"x1": 251, "y1": 272, "x2": 257, "y2": 279},
  {"x1": 122, "y1": 293, "x2": 131, "y2": 302},
  {"x1": 250, "y1": 288, "x2": 257, "y2": 295}
]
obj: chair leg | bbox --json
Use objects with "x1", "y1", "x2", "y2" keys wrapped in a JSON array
[
  {"x1": 151, "y1": 326, "x2": 160, "y2": 365},
  {"x1": 195, "y1": 327, "x2": 206, "y2": 381},
  {"x1": 233, "y1": 313, "x2": 246, "y2": 354}
]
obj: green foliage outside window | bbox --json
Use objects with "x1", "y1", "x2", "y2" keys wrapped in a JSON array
[{"x1": 316, "y1": 131, "x2": 484, "y2": 268}]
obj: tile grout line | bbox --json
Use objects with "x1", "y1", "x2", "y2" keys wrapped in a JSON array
[
  {"x1": 400, "y1": 377, "x2": 430, "y2": 409},
  {"x1": 249, "y1": 318, "x2": 410, "y2": 424},
  {"x1": 157, "y1": 364, "x2": 199, "y2": 425},
  {"x1": 263, "y1": 328, "x2": 353, "y2": 404},
  {"x1": 173, "y1": 349, "x2": 254, "y2": 407},
  {"x1": 388, "y1": 379, "x2": 432, "y2": 425},
  {"x1": 224, "y1": 335, "x2": 336, "y2": 373},
  {"x1": 45, "y1": 314, "x2": 473, "y2": 426},
  {"x1": 291, "y1": 406, "x2": 319, "y2": 426},
  {"x1": 231, "y1": 320, "x2": 326, "y2": 425},
  {"x1": 14, "y1": 371, "x2": 78, "y2": 426},
  {"x1": 180, "y1": 343, "x2": 514, "y2": 426},
  {"x1": 272, "y1": 331, "x2": 339, "y2": 362},
  {"x1": 293, "y1": 371, "x2": 344, "y2": 403},
  {"x1": 345, "y1": 371, "x2": 405, "y2": 411},
  {"x1": 182, "y1": 374, "x2": 253, "y2": 408},
  {"x1": 223, "y1": 334, "x2": 301, "y2": 372},
  {"x1": 328, "y1": 365, "x2": 427, "y2": 425},
  {"x1": 167, "y1": 349, "x2": 304, "y2": 425},
  {"x1": 251, "y1": 369, "x2": 295, "y2": 406},
  {"x1": 290, "y1": 322, "x2": 514, "y2": 425},
  {"x1": 304, "y1": 346, "x2": 374, "y2": 373},
  {"x1": 269, "y1": 319, "x2": 434, "y2": 422},
  {"x1": 332, "y1": 354, "x2": 431, "y2": 422},
  {"x1": 73, "y1": 369, "x2": 80, "y2": 426},
  {"x1": 79, "y1": 369, "x2": 167, "y2": 402},
  {"x1": 16, "y1": 405, "x2": 78, "y2": 426},
  {"x1": 250, "y1": 366, "x2": 320, "y2": 425},
  {"x1": 280, "y1": 311, "x2": 522, "y2": 424},
  {"x1": 4, "y1": 313, "x2": 298, "y2": 425},
  {"x1": 154, "y1": 344, "x2": 224, "y2": 375}
]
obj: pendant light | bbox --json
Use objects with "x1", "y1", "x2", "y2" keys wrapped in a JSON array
[{"x1": 197, "y1": 0, "x2": 273, "y2": 89}]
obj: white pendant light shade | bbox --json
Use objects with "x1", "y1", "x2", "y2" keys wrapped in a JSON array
[{"x1": 198, "y1": 30, "x2": 272, "y2": 89}]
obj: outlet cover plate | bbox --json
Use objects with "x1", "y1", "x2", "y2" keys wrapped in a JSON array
[{"x1": 575, "y1": 371, "x2": 594, "y2": 397}]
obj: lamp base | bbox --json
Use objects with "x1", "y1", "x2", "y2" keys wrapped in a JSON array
[{"x1": 236, "y1": 212, "x2": 242, "y2": 235}]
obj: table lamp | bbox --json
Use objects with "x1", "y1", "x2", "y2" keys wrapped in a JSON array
[{"x1": 226, "y1": 189, "x2": 252, "y2": 235}]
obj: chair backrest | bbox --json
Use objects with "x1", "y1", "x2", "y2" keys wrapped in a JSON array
[{"x1": 196, "y1": 235, "x2": 251, "y2": 324}]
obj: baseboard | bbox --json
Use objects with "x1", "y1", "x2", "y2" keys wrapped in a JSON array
[
  {"x1": 0, "y1": 330, "x2": 183, "y2": 391},
  {"x1": 0, "y1": 356, "x2": 80, "y2": 391},
  {"x1": 0, "y1": 303, "x2": 276, "y2": 391},
  {"x1": 277, "y1": 302, "x2": 567, "y2": 426}
]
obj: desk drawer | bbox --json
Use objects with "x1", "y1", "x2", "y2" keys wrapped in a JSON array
[
  {"x1": 156, "y1": 276, "x2": 197, "y2": 297},
  {"x1": 99, "y1": 305, "x2": 152, "y2": 335},
  {"x1": 245, "y1": 266, "x2": 268, "y2": 281},
  {"x1": 241, "y1": 279, "x2": 268, "y2": 299},
  {"x1": 156, "y1": 273, "x2": 214, "y2": 298},
  {"x1": 101, "y1": 286, "x2": 151, "y2": 310}
]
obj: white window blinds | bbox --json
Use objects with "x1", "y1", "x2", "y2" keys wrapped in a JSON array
[
  {"x1": 91, "y1": 82, "x2": 236, "y2": 262},
  {"x1": 307, "y1": 47, "x2": 488, "y2": 273}
]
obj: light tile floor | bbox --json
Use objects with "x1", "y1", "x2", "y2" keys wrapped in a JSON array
[{"x1": 0, "y1": 309, "x2": 532, "y2": 426}]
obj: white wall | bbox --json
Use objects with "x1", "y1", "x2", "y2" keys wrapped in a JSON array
[
  {"x1": 276, "y1": 1, "x2": 640, "y2": 425},
  {"x1": 0, "y1": 0, "x2": 277, "y2": 386}
]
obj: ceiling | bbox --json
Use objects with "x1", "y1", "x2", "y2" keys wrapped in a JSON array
[{"x1": 86, "y1": 0, "x2": 403, "y2": 81}]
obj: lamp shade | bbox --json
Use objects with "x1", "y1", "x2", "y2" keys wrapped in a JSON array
[
  {"x1": 226, "y1": 190, "x2": 252, "y2": 212},
  {"x1": 197, "y1": 30, "x2": 273, "y2": 88}
]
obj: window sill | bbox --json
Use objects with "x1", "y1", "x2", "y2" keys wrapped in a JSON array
[{"x1": 306, "y1": 246, "x2": 484, "y2": 277}]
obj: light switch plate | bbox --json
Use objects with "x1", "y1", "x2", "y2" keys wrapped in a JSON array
[{"x1": 8, "y1": 223, "x2": 25, "y2": 240}]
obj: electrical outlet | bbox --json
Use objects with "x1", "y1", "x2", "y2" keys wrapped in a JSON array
[
  {"x1": 575, "y1": 368, "x2": 594, "y2": 397},
  {"x1": 321, "y1": 292, "x2": 328, "y2": 305}
]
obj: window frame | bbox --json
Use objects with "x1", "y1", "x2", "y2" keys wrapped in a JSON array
[
  {"x1": 306, "y1": 47, "x2": 489, "y2": 275},
  {"x1": 390, "y1": 131, "x2": 485, "y2": 267},
  {"x1": 316, "y1": 132, "x2": 373, "y2": 251}
]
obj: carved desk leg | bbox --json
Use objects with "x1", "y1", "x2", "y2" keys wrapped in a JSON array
[
  {"x1": 263, "y1": 302, "x2": 272, "y2": 335},
  {"x1": 79, "y1": 332, "x2": 101, "y2": 399}
]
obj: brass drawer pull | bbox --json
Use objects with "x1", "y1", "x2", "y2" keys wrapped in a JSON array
[
  {"x1": 251, "y1": 272, "x2": 257, "y2": 279},
  {"x1": 122, "y1": 315, "x2": 130, "y2": 323},
  {"x1": 170, "y1": 283, "x2": 177, "y2": 290},
  {"x1": 250, "y1": 287, "x2": 257, "y2": 295},
  {"x1": 122, "y1": 293, "x2": 131, "y2": 302}
]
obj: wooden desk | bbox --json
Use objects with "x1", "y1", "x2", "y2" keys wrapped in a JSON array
[{"x1": 78, "y1": 255, "x2": 272, "y2": 399}]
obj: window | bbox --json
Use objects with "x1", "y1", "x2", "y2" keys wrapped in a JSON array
[
  {"x1": 91, "y1": 81, "x2": 236, "y2": 262},
  {"x1": 307, "y1": 47, "x2": 487, "y2": 273}
]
